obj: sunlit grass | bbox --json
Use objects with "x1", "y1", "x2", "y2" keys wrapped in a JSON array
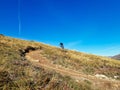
[{"x1": 0, "y1": 35, "x2": 120, "y2": 90}]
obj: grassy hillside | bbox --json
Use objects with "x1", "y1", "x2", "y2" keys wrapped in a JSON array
[{"x1": 0, "y1": 35, "x2": 120, "y2": 90}]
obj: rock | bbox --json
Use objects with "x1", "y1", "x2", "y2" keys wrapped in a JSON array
[
  {"x1": 114, "y1": 76, "x2": 119, "y2": 79},
  {"x1": 95, "y1": 74, "x2": 109, "y2": 79}
]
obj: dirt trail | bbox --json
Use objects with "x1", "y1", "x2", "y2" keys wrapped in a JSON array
[
  {"x1": 25, "y1": 51, "x2": 86, "y2": 80},
  {"x1": 25, "y1": 50, "x2": 120, "y2": 86}
]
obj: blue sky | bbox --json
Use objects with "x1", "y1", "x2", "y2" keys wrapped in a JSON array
[{"x1": 0, "y1": 0, "x2": 120, "y2": 56}]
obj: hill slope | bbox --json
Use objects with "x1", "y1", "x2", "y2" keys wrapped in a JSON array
[
  {"x1": 0, "y1": 35, "x2": 120, "y2": 90},
  {"x1": 112, "y1": 54, "x2": 120, "y2": 60}
]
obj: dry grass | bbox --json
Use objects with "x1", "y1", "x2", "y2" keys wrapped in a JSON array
[{"x1": 0, "y1": 35, "x2": 120, "y2": 90}]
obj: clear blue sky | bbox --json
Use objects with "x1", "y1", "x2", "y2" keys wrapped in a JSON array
[{"x1": 0, "y1": 0, "x2": 120, "y2": 56}]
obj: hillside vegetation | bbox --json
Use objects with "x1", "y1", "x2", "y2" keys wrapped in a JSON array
[{"x1": 0, "y1": 35, "x2": 120, "y2": 90}]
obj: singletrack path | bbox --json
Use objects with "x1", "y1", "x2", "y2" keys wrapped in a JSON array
[{"x1": 25, "y1": 50, "x2": 120, "y2": 89}]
